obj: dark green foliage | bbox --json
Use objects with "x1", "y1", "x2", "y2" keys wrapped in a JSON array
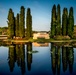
[
  {"x1": 68, "y1": 7, "x2": 74, "y2": 38},
  {"x1": 51, "y1": 4, "x2": 61, "y2": 37},
  {"x1": 50, "y1": 4, "x2": 74, "y2": 38},
  {"x1": 7, "y1": 6, "x2": 26, "y2": 39},
  {"x1": 7, "y1": 8, "x2": 15, "y2": 39},
  {"x1": 56, "y1": 4, "x2": 61, "y2": 35},
  {"x1": 51, "y1": 4, "x2": 57, "y2": 37},
  {"x1": 19, "y1": 6, "x2": 25, "y2": 38},
  {"x1": 26, "y1": 8, "x2": 32, "y2": 39},
  {"x1": 15, "y1": 13, "x2": 19, "y2": 37},
  {"x1": 62, "y1": 8, "x2": 68, "y2": 35}
]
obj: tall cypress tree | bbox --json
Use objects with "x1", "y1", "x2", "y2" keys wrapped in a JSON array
[
  {"x1": 56, "y1": 4, "x2": 61, "y2": 35},
  {"x1": 62, "y1": 8, "x2": 68, "y2": 36},
  {"x1": 19, "y1": 6, "x2": 25, "y2": 38},
  {"x1": 68, "y1": 7, "x2": 74, "y2": 38},
  {"x1": 7, "y1": 8, "x2": 15, "y2": 39},
  {"x1": 15, "y1": 13, "x2": 19, "y2": 37},
  {"x1": 30, "y1": 15, "x2": 32, "y2": 37},
  {"x1": 51, "y1": 4, "x2": 57, "y2": 37},
  {"x1": 26, "y1": 8, "x2": 32, "y2": 39}
]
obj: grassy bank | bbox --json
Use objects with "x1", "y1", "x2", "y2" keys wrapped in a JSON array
[
  {"x1": 1, "y1": 38, "x2": 76, "y2": 47},
  {"x1": 2, "y1": 38, "x2": 76, "y2": 43}
]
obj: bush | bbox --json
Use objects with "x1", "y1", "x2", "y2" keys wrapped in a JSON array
[{"x1": 54, "y1": 35, "x2": 71, "y2": 40}]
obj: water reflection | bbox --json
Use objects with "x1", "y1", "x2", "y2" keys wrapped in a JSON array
[
  {"x1": 8, "y1": 42, "x2": 33, "y2": 74},
  {"x1": 51, "y1": 43, "x2": 74, "y2": 75},
  {"x1": 62, "y1": 47, "x2": 74, "y2": 73},
  {"x1": 0, "y1": 42, "x2": 75, "y2": 75},
  {"x1": 51, "y1": 43, "x2": 61, "y2": 75},
  {"x1": 33, "y1": 42, "x2": 49, "y2": 47},
  {"x1": 8, "y1": 44, "x2": 25, "y2": 74},
  {"x1": 27, "y1": 42, "x2": 32, "y2": 71}
]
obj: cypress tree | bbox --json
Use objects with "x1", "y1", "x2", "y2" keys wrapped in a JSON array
[
  {"x1": 68, "y1": 7, "x2": 74, "y2": 38},
  {"x1": 7, "y1": 8, "x2": 15, "y2": 39},
  {"x1": 15, "y1": 13, "x2": 19, "y2": 37},
  {"x1": 62, "y1": 8, "x2": 68, "y2": 36},
  {"x1": 51, "y1": 4, "x2": 57, "y2": 37},
  {"x1": 26, "y1": 8, "x2": 32, "y2": 39},
  {"x1": 19, "y1": 6, "x2": 25, "y2": 38},
  {"x1": 56, "y1": 4, "x2": 61, "y2": 35}
]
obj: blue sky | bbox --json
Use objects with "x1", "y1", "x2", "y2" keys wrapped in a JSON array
[{"x1": 0, "y1": 0, "x2": 76, "y2": 31}]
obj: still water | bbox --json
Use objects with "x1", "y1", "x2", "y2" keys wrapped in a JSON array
[{"x1": 0, "y1": 42, "x2": 76, "y2": 75}]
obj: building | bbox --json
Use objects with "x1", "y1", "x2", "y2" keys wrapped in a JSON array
[
  {"x1": 33, "y1": 31, "x2": 50, "y2": 39},
  {"x1": 0, "y1": 35, "x2": 8, "y2": 40}
]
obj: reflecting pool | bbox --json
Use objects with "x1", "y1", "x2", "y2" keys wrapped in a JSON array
[{"x1": 0, "y1": 42, "x2": 76, "y2": 75}]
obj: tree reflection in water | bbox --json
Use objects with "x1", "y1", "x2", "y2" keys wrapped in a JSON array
[
  {"x1": 51, "y1": 43, "x2": 74, "y2": 75},
  {"x1": 8, "y1": 44, "x2": 15, "y2": 72},
  {"x1": 51, "y1": 43, "x2": 61, "y2": 75},
  {"x1": 7, "y1": 42, "x2": 74, "y2": 75},
  {"x1": 62, "y1": 47, "x2": 74, "y2": 74},
  {"x1": 8, "y1": 44, "x2": 25, "y2": 74},
  {"x1": 27, "y1": 42, "x2": 32, "y2": 71},
  {"x1": 8, "y1": 42, "x2": 33, "y2": 74}
]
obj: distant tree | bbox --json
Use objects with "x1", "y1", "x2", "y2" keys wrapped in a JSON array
[
  {"x1": 56, "y1": 4, "x2": 61, "y2": 35},
  {"x1": 0, "y1": 27, "x2": 8, "y2": 35},
  {"x1": 19, "y1": 6, "x2": 25, "y2": 38},
  {"x1": 51, "y1": 4, "x2": 57, "y2": 37},
  {"x1": 7, "y1": 8, "x2": 15, "y2": 39},
  {"x1": 62, "y1": 8, "x2": 68, "y2": 35},
  {"x1": 15, "y1": 13, "x2": 19, "y2": 37},
  {"x1": 26, "y1": 8, "x2": 32, "y2": 39},
  {"x1": 68, "y1": 7, "x2": 74, "y2": 38}
]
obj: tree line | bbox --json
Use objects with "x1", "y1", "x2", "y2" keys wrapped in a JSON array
[
  {"x1": 50, "y1": 4, "x2": 74, "y2": 38},
  {"x1": 0, "y1": 27, "x2": 8, "y2": 35},
  {"x1": 7, "y1": 6, "x2": 32, "y2": 39},
  {"x1": 7, "y1": 4, "x2": 74, "y2": 39}
]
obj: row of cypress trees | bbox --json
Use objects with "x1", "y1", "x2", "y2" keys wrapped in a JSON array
[
  {"x1": 51, "y1": 4, "x2": 74, "y2": 38},
  {"x1": 7, "y1": 6, "x2": 32, "y2": 39}
]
